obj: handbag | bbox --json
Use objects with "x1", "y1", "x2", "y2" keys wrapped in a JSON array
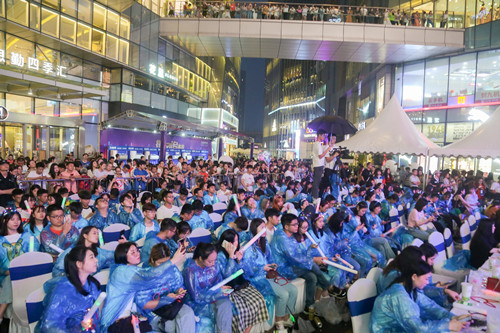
[
  {"x1": 153, "y1": 298, "x2": 184, "y2": 321},
  {"x1": 266, "y1": 269, "x2": 279, "y2": 279}
]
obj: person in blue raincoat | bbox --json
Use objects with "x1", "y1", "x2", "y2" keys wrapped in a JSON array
[
  {"x1": 129, "y1": 203, "x2": 160, "y2": 242},
  {"x1": 24, "y1": 205, "x2": 49, "y2": 240},
  {"x1": 370, "y1": 259, "x2": 469, "y2": 333},
  {"x1": 419, "y1": 243, "x2": 460, "y2": 310},
  {"x1": 118, "y1": 194, "x2": 143, "y2": 228},
  {"x1": 40, "y1": 205, "x2": 79, "y2": 257},
  {"x1": 222, "y1": 199, "x2": 240, "y2": 225},
  {"x1": 88, "y1": 196, "x2": 121, "y2": 230},
  {"x1": 216, "y1": 216, "x2": 251, "y2": 244},
  {"x1": 38, "y1": 246, "x2": 101, "y2": 333},
  {"x1": 270, "y1": 213, "x2": 328, "y2": 309},
  {"x1": 364, "y1": 201, "x2": 397, "y2": 261},
  {"x1": 140, "y1": 218, "x2": 177, "y2": 267},
  {"x1": 52, "y1": 226, "x2": 117, "y2": 277},
  {"x1": 343, "y1": 201, "x2": 385, "y2": 276},
  {"x1": 325, "y1": 212, "x2": 361, "y2": 287},
  {"x1": 241, "y1": 219, "x2": 297, "y2": 329},
  {"x1": 377, "y1": 246, "x2": 425, "y2": 294},
  {"x1": 68, "y1": 202, "x2": 89, "y2": 230},
  {"x1": 182, "y1": 242, "x2": 233, "y2": 333},
  {"x1": 216, "y1": 228, "x2": 269, "y2": 333},
  {"x1": 0, "y1": 210, "x2": 40, "y2": 323},
  {"x1": 202, "y1": 183, "x2": 220, "y2": 206},
  {"x1": 187, "y1": 200, "x2": 214, "y2": 231},
  {"x1": 135, "y1": 243, "x2": 196, "y2": 333},
  {"x1": 100, "y1": 241, "x2": 186, "y2": 332},
  {"x1": 241, "y1": 197, "x2": 265, "y2": 220}
]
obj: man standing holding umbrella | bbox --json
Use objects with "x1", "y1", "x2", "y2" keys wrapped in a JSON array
[{"x1": 312, "y1": 129, "x2": 335, "y2": 201}]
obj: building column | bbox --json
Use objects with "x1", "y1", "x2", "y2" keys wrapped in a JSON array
[
  {"x1": 160, "y1": 131, "x2": 166, "y2": 162},
  {"x1": 250, "y1": 140, "x2": 254, "y2": 160},
  {"x1": 218, "y1": 137, "x2": 224, "y2": 159}
]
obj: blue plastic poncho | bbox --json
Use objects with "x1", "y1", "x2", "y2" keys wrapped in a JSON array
[
  {"x1": 223, "y1": 211, "x2": 239, "y2": 225},
  {"x1": 88, "y1": 210, "x2": 121, "y2": 230},
  {"x1": 187, "y1": 211, "x2": 214, "y2": 231},
  {"x1": 100, "y1": 260, "x2": 178, "y2": 331},
  {"x1": 38, "y1": 277, "x2": 101, "y2": 333},
  {"x1": 71, "y1": 217, "x2": 89, "y2": 230},
  {"x1": 182, "y1": 258, "x2": 231, "y2": 333},
  {"x1": 0, "y1": 232, "x2": 40, "y2": 284},
  {"x1": 370, "y1": 283, "x2": 454, "y2": 333},
  {"x1": 135, "y1": 264, "x2": 185, "y2": 321},
  {"x1": 270, "y1": 229, "x2": 313, "y2": 280},
  {"x1": 241, "y1": 207, "x2": 265, "y2": 220},
  {"x1": 129, "y1": 220, "x2": 160, "y2": 242},
  {"x1": 52, "y1": 246, "x2": 114, "y2": 277},
  {"x1": 118, "y1": 207, "x2": 144, "y2": 228},
  {"x1": 40, "y1": 225, "x2": 79, "y2": 256},
  {"x1": 140, "y1": 232, "x2": 169, "y2": 268},
  {"x1": 217, "y1": 224, "x2": 251, "y2": 244},
  {"x1": 203, "y1": 194, "x2": 220, "y2": 206}
]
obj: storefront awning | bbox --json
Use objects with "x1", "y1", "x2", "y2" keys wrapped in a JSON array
[{"x1": 100, "y1": 110, "x2": 253, "y2": 142}]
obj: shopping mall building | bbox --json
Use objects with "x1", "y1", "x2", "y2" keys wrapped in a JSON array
[
  {"x1": 263, "y1": 0, "x2": 500, "y2": 173},
  {"x1": 0, "y1": 0, "x2": 245, "y2": 162}
]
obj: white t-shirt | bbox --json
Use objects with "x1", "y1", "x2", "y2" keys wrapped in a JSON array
[
  {"x1": 157, "y1": 205, "x2": 181, "y2": 220},
  {"x1": 491, "y1": 182, "x2": 500, "y2": 193},
  {"x1": 241, "y1": 173, "x2": 255, "y2": 192},
  {"x1": 93, "y1": 169, "x2": 108, "y2": 179},
  {"x1": 312, "y1": 141, "x2": 325, "y2": 168},
  {"x1": 409, "y1": 175, "x2": 420, "y2": 186},
  {"x1": 284, "y1": 170, "x2": 295, "y2": 180}
]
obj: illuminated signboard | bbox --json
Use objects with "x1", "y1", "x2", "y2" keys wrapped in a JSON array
[
  {"x1": 304, "y1": 127, "x2": 317, "y2": 138},
  {"x1": 448, "y1": 94, "x2": 474, "y2": 106},
  {"x1": 149, "y1": 64, "x2": 179, "y2": 82},
  {"x1": 1, "y1": 50, "x2": 66, "y2": 77}
]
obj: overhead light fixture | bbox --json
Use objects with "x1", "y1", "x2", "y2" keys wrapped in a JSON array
[
  {"x1": 28, "y1": 88, "x2": 33, "y2": 95},
  {"x1": 134, "y1": 128, "x2": 138, "y2": 131}
]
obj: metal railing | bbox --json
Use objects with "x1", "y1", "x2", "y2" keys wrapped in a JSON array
[{"x1": 163, "y1": 1, "x2": 464, "y2": 29}]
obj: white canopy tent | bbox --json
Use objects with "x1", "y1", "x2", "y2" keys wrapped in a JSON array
[
  {"x1": 340, "y1": 96, "x2": 439, "y2": 155},
  {"x1": 429, "y1": 107, "x2": 500, "y2": 158}
]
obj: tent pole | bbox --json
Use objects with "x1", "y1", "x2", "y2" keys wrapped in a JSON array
[{"x1": 423, "y1": 153, "x2": 430, "y2": 189}]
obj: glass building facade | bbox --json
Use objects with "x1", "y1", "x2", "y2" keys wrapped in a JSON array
[{"x1": 0, "y1": 0, "x2": 241, "y2": 160}]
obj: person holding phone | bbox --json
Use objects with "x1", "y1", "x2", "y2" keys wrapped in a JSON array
[
  {"x1": 40, "y1": 204, "x2": 79, "y2": 257},
  {"x1": 241, "y1": 219, "x2": 297, "y2": 330}
]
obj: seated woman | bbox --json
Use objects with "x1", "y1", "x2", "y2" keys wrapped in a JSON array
[
  {"x1": 25, "y1": 205, "x2": 49, "y2": 240},
  {"x1": 371, "y1": 259, "x2": 468, "y2": 332},
  {"x1": 343, "y1": 202, "x2": 385, "y2": 276},
  {"x1": 216, "y1": 228, "x2": 269, "y2": 333},
  {"x1": 364, "y1": 201, "x2": 397, "y2": 261},
  {"x1": 407, "y1": 198, "x2": 436, "y2": 241},
  {"x1": 101, "y1": 242, "x2": 185, "y2": 332},
  {"x1": 53, "y1": 226, "x2": 117, "y2": 277},
  {"x1": 135, "y1": 243, "x2": 196, "y2": 333},
  {"x1": 470, "y1": 217, "x2": 500, "y2": 269},
  {"x1": 241, "y1": 197, "x2": 265, "y2": 220},
  {"x1": 0, "y1": 210, "x2": 40, "y2": 324},
  {"x1": 241, "y1": 218, "x2": 297, "y2": 330},
  {"x1": 222, "y1": 199, "x2": 240, "y2": 225},
  {"x1": 38, "y1": 246, "x2": 101, "y2": 333},
  {"x1": 183, "y1": 242, "x2": 233, "y2": 333}
]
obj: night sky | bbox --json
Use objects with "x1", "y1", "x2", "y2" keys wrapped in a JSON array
[{"x1": 241, "y1": 58, "x2": 266, "y2": 134}]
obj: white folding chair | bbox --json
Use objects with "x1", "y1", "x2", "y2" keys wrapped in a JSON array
[
  {"x1": 428, "y1": 231, "x2": 447, "y2": 267},
  {"x1": 291, "y1": 278, "x2": 306, "y2": 314},
  {"x1": 102, "y1": 224, "x2": 130, "y2": 243},
  {"x1": 189, "y1": 228, "x2": 212, "y2": 246},
  {"x1": 443, "y1": 228, "x2": 455, "y2": 259},
  {"x1": 388, "y1": 206, "x2": 400, "y2": 229},
  {"x1": 467, "y1": 215, "x2": 478, "y2": 236},
  {"x1": 26, "y1": 287, "x2": 45, "y2": 333},
  {"x1": 94, "y1": 269, "x2": 110, "y2": 292},
  {"x1": 433, "y1": 229, "x2": 470, "y2": 286},
  {"x1": 474, "y1": 211, "x2": 481, "y2": 221},
  {"x1": 135, "y1": 237, "x2": 146, "y2": 249},
  {"x1": 9, "y1": 252, "x2": 53, "y2": 333},
  {"x1": 397, "y1": 204, "x2": 407, "y2": 226},
  {"x1": 366, "y1": 267, "x2": 383, "y2": 284},
  {"x1": 459, "y1": 222, "x2": 471, "y2": 251},
  {"x1": 101, "y1": 241, "x2": 119, "y2": 251},
  {"x1": 348, "y1": 278, "x2": 377, "y2": 333},
  {"x1": 213, "y1": 202, "x2": 227, "y2": 215},
  {"x1": 209, "y1": 212, "x2": 223, "y2": 230},
  {"x1": 411, "y1": 238, "x2": 424, "y2": 247}
]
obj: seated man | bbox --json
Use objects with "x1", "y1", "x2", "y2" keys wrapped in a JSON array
[
  {"x1": 129, "y1": 203, "x2": 160, "y2": 241},
  {"x1": 40, "y1": 204, "x2": 79, "y2": 257},
  {"x1": 271, "y1": 213, "x2": 330, "y2": 309},
  {"x1": 203, "y1": 183, "x2": 220, "y2": 206},
  {"x1": 88, "y1": 196, "x2": 121, "y2": 230},
  {"x1": 187, "y1": 200, "x2": 214, "y2": 230},
  {"x1": 157, "y1": 191, "x2": 181, "y2": 220},
  {"x1": 140, "y1": 218, "x2": 177, "y2": 266},
  {"x1": 117, "y1": 193, "x2": 143, "y2": 228}
]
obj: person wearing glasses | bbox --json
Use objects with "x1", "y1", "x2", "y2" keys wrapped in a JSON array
[{"x1": 40, "y1": 204, "x2": 79, "y2": 257}]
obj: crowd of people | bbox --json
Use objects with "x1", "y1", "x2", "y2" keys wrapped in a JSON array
[
  {"x1": 168, "y1": 1, "x2": 452, "y2": 28},
  {"x1": 0, "y1": 146, "x2": 499, "y2": 332}
]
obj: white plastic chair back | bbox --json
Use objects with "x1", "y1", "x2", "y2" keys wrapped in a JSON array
[
  {"x1": 397, "y1": 204, "x2": 406, "y2": 226},
  {"x1": 190, "y1": 228, "x2": 212, "y2": 246},
  {"x1": 209, "y1": 212, "x2": 223, "y2": 230},
  {"x1": 10, "y1": 252, "x2": 53, "y2": 330},
  {"x1": 443, "y1": 228, "x2": 455, "y2": 258},
  {"x1": 366, "y1": 267, "x2": 383, "y2": 284},
  {"x1": 213, "y1": 202, "x2": 227, "y2": 214},
  {"x1": 101, "y1": 241, "x2": 119, "y2": 251},
  {"x1": 348, "y1": 278, "x2": 377, "y2": 333},
  {"x1": 135, "y1": 237, "x2": 146, "y2": 249},
  {"x1": 428, "y1": 231, "x2": 447, "y2": 267},
  {"x1": 94, "y1": 269, "x2": 110, "y2": 291},
  {"x1": 460, "y1": 222, "x2": 471, "y2": 250},
  {"x1": 26, "y1": 287, "x2": 45, "y2": 333},
  {"x1": 388, "y1": 206, "x2": 400, "y2": 229},
  {"x1": 102, "y1": 224, "x2": 130, "y2": 243},
  {"x1": 411, "y1": 238, "x2": 424, "y2": 247},
  {"x1": 467, "y1": 215, "x2": 477, "y2": 236},
  {"x1": 474, "y1": 211, "x2": 481, "y2": 221}
]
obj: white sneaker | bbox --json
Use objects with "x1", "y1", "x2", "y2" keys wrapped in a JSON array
[{"x1": 275, "y1": 321, "x2": 285, "y2": 330}]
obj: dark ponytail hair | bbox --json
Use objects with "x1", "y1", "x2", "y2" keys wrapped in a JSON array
[
  {"x1": 393, "y1": 259, "x2": 431, "y2": 299},
  {"x1": 64, "y1": 246, "x2": 100, "y2": 296},
  {"x1": 76, "y1": 226, "x2": 100, "y2": 252},
  {"x1": 249, "y1": 218, "x2": 266, "y2": 254}
]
